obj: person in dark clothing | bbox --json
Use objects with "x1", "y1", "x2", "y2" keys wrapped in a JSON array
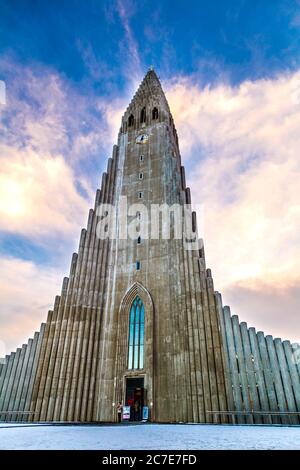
[
  {"x1": 134, "y1": 401, "x2": 140, "y2": 421},
  {"x1": 116, "y1": 402, "x2": 123, "y2": 423}
]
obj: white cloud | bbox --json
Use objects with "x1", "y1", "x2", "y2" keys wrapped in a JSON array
[
  {"x1": 0, "y1": 256, "x2": 63, "y2": 353},
  {"x1": 116, "y1": 0, "x2": 143, "y2": 84},
  {"x1": 0, "y1": 145, "x2": 89, "y2": 238},
  {"x1": 224, "y1": 281, "x2": 300, "y2": 343},
  {"x1": 166, "y1": 70, "x2": 300, "y2": 341},
  {"x1": 0, "y1": 58, "x2": 130, "y2": 350},
  {"x1": 0, "y1": 58, "x2": 127, "y2": 242}
]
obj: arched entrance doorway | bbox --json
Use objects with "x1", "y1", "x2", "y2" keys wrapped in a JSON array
[{"x1": 114, "y1": 282, "x2": 154, "y2": 421}]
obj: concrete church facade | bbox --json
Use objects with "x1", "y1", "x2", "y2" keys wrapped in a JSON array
[{"x1": 1, "y1": 70, "x2": 300, "y2": 424}]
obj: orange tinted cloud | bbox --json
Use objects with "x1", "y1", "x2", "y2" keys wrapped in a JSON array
[
  {"x1": 0, "y1": 146, "x2": 89, "y2": 238},
  {"x1": 0, "y1": 256, "x2": 62, "y2": 353}
]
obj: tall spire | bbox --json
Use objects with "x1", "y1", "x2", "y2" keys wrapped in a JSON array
[
  {"x1": 126, "y1": 68, "x2": 170, "y2": 115},
  {"x1": 121, "y1": 68, "x2": 173, "y2": 136}
]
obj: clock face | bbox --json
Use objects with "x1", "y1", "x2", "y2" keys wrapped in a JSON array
[{"x1": 136, "y1": 133, "x2": 149, "y2": 144}]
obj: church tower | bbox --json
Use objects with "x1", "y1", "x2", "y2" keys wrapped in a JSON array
[
  {"x1": 28, "y1": 68, "x2": 229, "y2": 423},
  {"x1": 95, "y1": 69, "x2": 230, "y2": 422},
  {"x1": 1, "y1": 70, "x2": 299, "y2": 424}
]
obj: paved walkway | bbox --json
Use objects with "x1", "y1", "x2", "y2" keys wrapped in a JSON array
[{"x1": 0, "y1": 423, "x2": 300, "y2": 449}]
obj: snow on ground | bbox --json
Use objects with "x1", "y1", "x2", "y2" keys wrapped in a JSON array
[{"x1": 0, "y1": 423, "x2": 299, "y2": 450}]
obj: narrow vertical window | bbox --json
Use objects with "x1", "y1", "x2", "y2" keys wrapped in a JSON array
[
  {"x1": 136, "y1": 260, "x2": 140, "y2": 270},
  {"x1": 140, "y1": 155, "x2": 144, "y2": 162},
  {"x1": 137, "y1": 236, "x2": 141, "y2": 244},
  {"x1": 139, "y1": 172, "x2": 143, "y2": 180},
  {"x1": 128, "y1": 296, "x2": 144, "y2": 370},
  {"x1": 138, "y1": 191, "x2": 143, "y2": 199}
]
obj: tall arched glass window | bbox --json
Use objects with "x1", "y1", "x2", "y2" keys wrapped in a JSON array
[{"x1": 128, "y1": 296, "x2": 144, "y2": 370}]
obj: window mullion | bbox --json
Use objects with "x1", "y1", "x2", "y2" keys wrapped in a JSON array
[
  {"x1": 132, "y1": 304, "x2": 136, "y2": 369},
  {"x1": 138, "y1": 304, "x2": 141, "y2": 369}
]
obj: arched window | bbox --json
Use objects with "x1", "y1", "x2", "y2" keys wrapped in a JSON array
[
  {"x1": 140, "y1": 107, "x2": 146, "y2": 123},
  {"x1": 128, "y1": 114, "x2": 134, "y2": 127},
  {"x1": 128, "y1": 296, "x2": 144, "y2": 369},
  {"x1": 152, "y1": 107, "x2": 158, "y2": 120}
]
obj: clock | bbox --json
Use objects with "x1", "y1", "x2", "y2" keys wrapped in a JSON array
[{"x1": 135, "y1": 133, "x2": 149, "y2": 144}]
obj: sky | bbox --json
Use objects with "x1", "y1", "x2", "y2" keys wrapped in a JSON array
[{"x1": 0, "y1": 0, "x2": 300, "y2": 353}]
